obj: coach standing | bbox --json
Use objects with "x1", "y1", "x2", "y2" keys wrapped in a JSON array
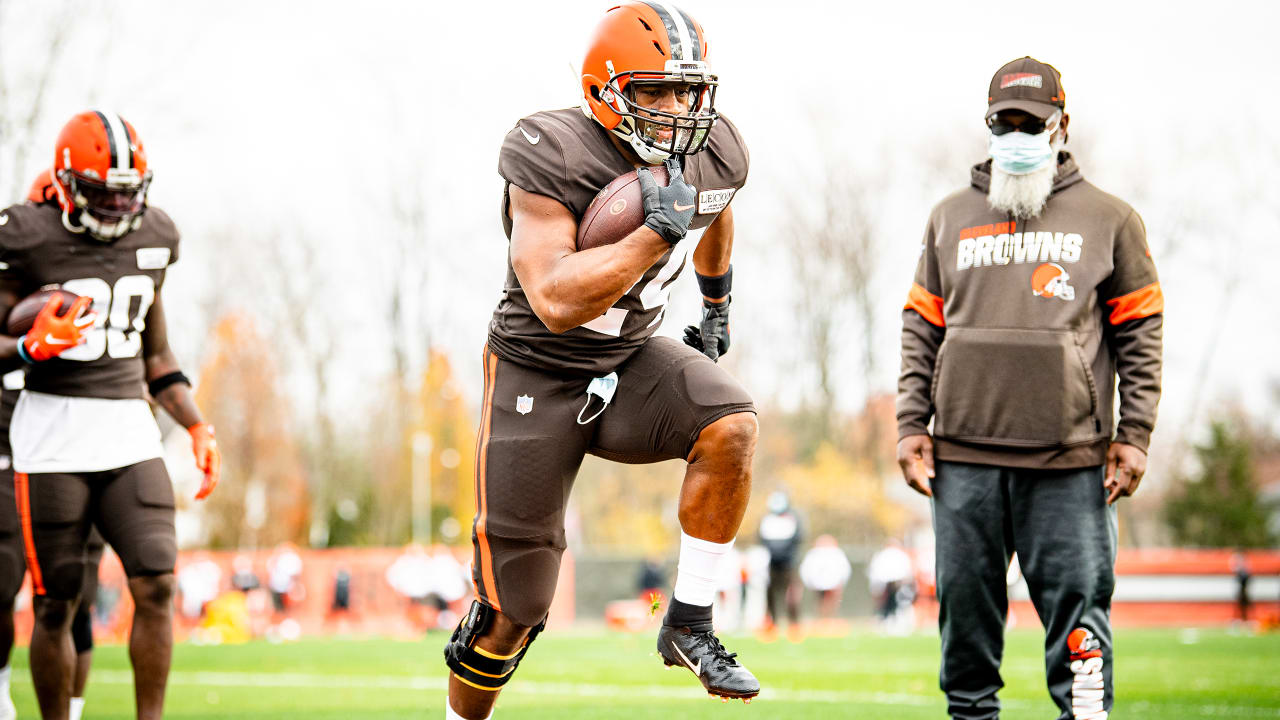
[{"x1": 895, "y1": 57, "x2": 1163, "y2": 720}]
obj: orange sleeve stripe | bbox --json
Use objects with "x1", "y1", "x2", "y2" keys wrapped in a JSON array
[
  {"x1": 1106, "y1": 281, "x2": 1164, "y2": 325},
  {"x1": 905, "y1": 283, "x2": 945, "y2": 327}
]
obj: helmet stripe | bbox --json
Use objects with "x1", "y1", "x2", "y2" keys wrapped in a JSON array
[
  {"x1": 92, "y1": 110, "x2": 132, "y2": 171},
  {"x1": 641, "y1": 1, "x2": 691, "y2": 62},
  {"x1": 672, "y1": 6, "x2": 702, "y2": 61},
  {"x1": 120, "y1": 117, "x2": 137, "y2": 169}
]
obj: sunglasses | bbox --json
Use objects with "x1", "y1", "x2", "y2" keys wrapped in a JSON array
[{"x1": 987, "y1": 112, "x2": 1060, "y2": 136}]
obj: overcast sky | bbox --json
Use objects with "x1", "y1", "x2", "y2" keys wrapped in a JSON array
[{"x1": 2, "y1": 0, "x2": 1277, "y2": 463}]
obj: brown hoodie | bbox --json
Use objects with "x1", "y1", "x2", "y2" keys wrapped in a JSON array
[{"x1": 896, "y1": 153, "x2": 1162, "y2": 468}]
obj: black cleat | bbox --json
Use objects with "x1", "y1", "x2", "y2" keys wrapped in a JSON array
[{"x1": 658, "y1": 625, "x2": 760, "y2": 700}]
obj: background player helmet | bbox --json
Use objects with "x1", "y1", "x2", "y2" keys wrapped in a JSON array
[
  {"x1": 51, "y1": 110, "x2": 152, "y2": 242},
  {"x1": 26, "y1": 169, "x2": 57, "y2": 205},
  {"x1": 580, "y1": 1, "x2": 718, "y2": 164}
]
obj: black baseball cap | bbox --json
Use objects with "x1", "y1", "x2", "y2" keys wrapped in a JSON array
[{"x1": 986, "y1": 56, "x2": 1065, "y2": 120}]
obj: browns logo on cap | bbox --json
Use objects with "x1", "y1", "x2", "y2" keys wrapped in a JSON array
[{"x1": 987, "y1": 56, "x2": 1065, "y2": 120}]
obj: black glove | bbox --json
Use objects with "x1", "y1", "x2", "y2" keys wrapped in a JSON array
[
  {"x1": 683, "y1": 296, "x2": 730, "y2": 362},
  {"x1": 637, "y1": 157, "x2": 696, "y2": 245}
]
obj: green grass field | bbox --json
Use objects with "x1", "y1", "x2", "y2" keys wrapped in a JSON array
[{"x1": 10, "y1": 627, "x2": 1280, "y2": 718}]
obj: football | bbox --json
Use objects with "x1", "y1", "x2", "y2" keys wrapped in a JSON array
[
  {"x1": 5, "y1": 288, "x2": 84, "y2": 336},
  {"x1": 576, "y1": 164, "x2": 670, "y2": 251}
]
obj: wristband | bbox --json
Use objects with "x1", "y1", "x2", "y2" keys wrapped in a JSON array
[
  {"x1": 15, "y1": 336, "x2": 34, "y2": 365},
  {"x1": 695, "y1": 265, "x2": 732, "y2": 300},
  {"x1": 148, "y1": 371, "x2": 191, "y2": 398}
]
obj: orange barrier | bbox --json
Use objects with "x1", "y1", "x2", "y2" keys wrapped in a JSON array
[
  {"x1": 12, "y1": 546, "x2": 1275, "y2": 643},
  {"x1": 13, "y1": 545, "x2": 576, "y2": 645},
  {"x1": 914, "y1": 548, "x2": 1280, "y2": 629}
]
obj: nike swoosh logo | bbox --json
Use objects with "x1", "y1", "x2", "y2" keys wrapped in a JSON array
[
  {"x1": 673, "y1": 202, "x2": 694, "y2": 212},
  {"x1": 670, "y1": 641, "x2": 701, "y2": 676},
  {"x1": 44, "y1": 334, "x2": 75, "y2": 346},
  {"x1": 519, "y1": 126, "x2": 540, "y2": 145}
]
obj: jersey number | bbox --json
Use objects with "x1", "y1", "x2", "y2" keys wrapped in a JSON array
[
  {"x1": 581, "y1": 227, "x2": 705, "y2": 337},
  {"x1": 58, "y1": 275, "x2": 156, "y2": 361}
]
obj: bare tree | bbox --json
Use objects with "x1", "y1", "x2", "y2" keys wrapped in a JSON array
[
  {"x1": 781, "y1": 141, "x2": 890, "y2": 457},
  {"x1": 0, "y1": 1, "x2": 81, "y2": 202}
]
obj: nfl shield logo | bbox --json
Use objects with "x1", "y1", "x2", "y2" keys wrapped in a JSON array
[{"x1": 515, "y1": 394, "x2": 534, "y2": 415}]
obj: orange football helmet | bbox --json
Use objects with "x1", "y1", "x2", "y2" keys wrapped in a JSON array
[
  {"x1": 51, "y1": 110, "x2": 152, "y2": 241},
  {"x1": 580, "y1": 1, "x2": 717, "y2": 163},
  {"x1": 26, "y1": 169, "x2": 56, "y2": 205}
]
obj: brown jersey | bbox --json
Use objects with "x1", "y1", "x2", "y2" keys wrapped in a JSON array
[
  {"x1": 488, "y1": 107, "x2": 749, "y2": 376},
  {"x1": 0, "y1": 203, "x2": 180, "y2": 400}
]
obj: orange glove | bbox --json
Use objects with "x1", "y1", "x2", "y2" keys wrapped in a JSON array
[
  {"x1": 189, "y1": 422, "x2": 221, "y2": 500},
  {"x1": 19, "y1": 295, "x2": 96, "y2": 362}
]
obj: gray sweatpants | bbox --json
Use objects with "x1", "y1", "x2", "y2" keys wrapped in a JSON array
[{"x1": 931, "y1": 461, "x2": 1118, "y2": 720}]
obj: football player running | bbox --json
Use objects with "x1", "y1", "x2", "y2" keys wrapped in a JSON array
[
  {"x1": 444, "y1": 3, "x2": 757, "y2": 718},
  {"x1": 0, "y1": 111, "x2": 221, "y2": 720}
]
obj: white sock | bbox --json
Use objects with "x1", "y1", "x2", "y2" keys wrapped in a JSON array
[
  {"x1": 673, "y1": 531, "x2": 733, "y2": 607},
  {"x1": 0, "y1": 664, "x2": 9, "y2": 696},
  {"x1": 446, "y1": 698, "x2": 492, "y2": 720},
  {"x1": 69, "y1": 697, "x2": 85, "y2": 720}
]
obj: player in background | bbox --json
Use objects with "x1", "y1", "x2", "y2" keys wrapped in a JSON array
[
  {"x1": 758, "y1": 491, "x2": 802, "y2": 640},
  {"x1": 17, "y1": 171, "x2": 109, "y2": 720},
  {"x1": 0, "y1": 378, "x2": 21, "y2": 720},
  {"x1": 445, "y1": 3, "x2": 757, "y2": 718},
  {"x1": 0, "y1": 173, "x2": 108, "y2": 720},
  {"x1": 0, "y1": 111, "x2": 221, "y2": 720}
]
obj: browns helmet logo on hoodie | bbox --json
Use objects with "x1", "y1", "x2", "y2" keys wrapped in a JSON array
[{"x1": 1031, "y1": 262, "x2": 1075, "y2": 301}]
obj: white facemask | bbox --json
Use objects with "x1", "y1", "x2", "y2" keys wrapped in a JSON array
[{"x1": 987, "y1": 112, "x2": 1061, "y2": 175}]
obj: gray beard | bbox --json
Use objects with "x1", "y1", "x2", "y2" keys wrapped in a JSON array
[{"x1": 987, "y1": 161, "x2": 1055, "y2": 219}]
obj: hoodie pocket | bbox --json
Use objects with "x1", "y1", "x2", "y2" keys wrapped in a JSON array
[{"x1": 933, "y1": 326, "x2": 1098, "y2": 446}]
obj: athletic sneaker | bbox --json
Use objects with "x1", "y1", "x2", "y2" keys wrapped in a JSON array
[{"x1": 657, "y1": 625, "x2": 760, "y2": 700}]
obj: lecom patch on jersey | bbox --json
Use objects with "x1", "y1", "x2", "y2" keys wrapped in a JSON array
[
  {"x1": 136, "y1": 248, "x2": 171, "y2": 269},
  {"x1": 697, "y1": 188, "x2": 735, "y2": 215}
]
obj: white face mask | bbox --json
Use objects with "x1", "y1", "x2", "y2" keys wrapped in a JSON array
[{"x1": 987, "y1": 112, "x2": 1061, "y2": 175}]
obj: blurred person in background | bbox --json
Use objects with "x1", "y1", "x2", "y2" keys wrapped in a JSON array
[
  {"x1": 387, "y1": 543, "x2": 434, "y2": 630},
  {"x1": 758, "y1": 491, "x2": 802, "y2": 640},
  {"x1": 897, "y1": 57, "x2": 1162, "y2": 720},
  {"x1": 0, "y1": 376, "x2": 25, "y2": 720},
  {"x1": 867, "y1": 539, "x2": 914, "y2": 635},
  {"x1": 799, "y1": 534, "x2": 851, "y2": 621},
  {"x1": 331, "y1": 567, "x2": 352, "y2": 616},
  {"x1": 267, "y1": 543, "x2": 304, "y2": 616},
  {"x1": 230, "y1": 554, "x2": 260, "y2": 593},
  {"x1": 176, "y1": 552, "x2": 223, "y2": 623},
  {"x1": 1231, "y1": 552, "x2": 1251, "y2": 627},
  {"x1": 428, "y1": 548, "x2": 468, "y2": 630},
  {"x1": 636, "y1": 555, "x2": 665, "y2": 601},
  {"x1": 266, "y1": 543, "x2": 304, "y2": 642},
  {"x1": 0, "y1": 176, "x2": 111, "y2": 720},
  {"x1": 386, "y1": 545, "x2": 431, "y2": 596}
]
